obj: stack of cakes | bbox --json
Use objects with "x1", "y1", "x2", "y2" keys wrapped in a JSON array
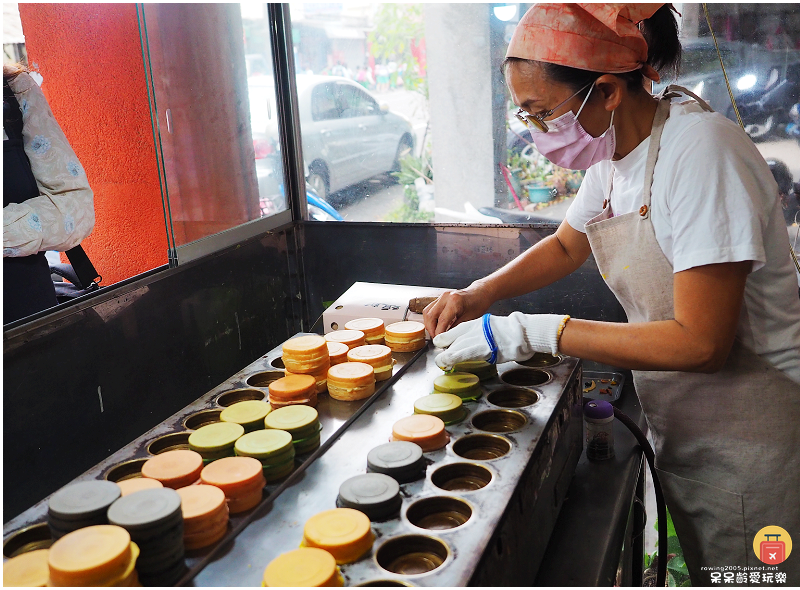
[
  {"x1": 326, "y1": 341, "x2": 349, "y2": 365},
  {"x1": 188, "y1": 422, "x2": 245, "y2": 463},
  {"x1": 220, "y1": 399, "x2": 271, "y2": 431},
  {"x1": 344, "y1": 318, "x2": 385, "y2": 345},
  {"x1": 3, "y1": 549, "x2": 51, "y2": 587},
  {"x1": 200, "y1": 456, "x2": 266, "y2": 514},
  {"x1": 235, "y1": 429, "x2": 296, "y2": 480},
  {"x1": 47, "y1": 481, "x2": 121, "y2": 540},
  {"x1": 324, "y1": 329, "x2": 366, "y2": 350},
  {"x1": 347, "y1": 345, "x2": 394, "y2": 382},
  {"x1": 282, "y1": 335, "x2": 330, "y2": 395},
  {"x1": 107, "y1": 488, "x2": 185, "y2": 586},
  {"x1": 301, "y1": 508, "x2": 374, "y2": 564},
  {"x1": 336, "y1": 473, "x2": 401, "y2": 521},
  {"x1": 264, "y1": 406, "x2": 321, "y2": 454},
  {"x1": 384, "y1": 321, "x2": 426, "y2": 352},
  {"x1": 367, "y1": 441, "x2": 426, "y2": 483},
  {"x1": 141, "y1": 449, "x2": 204, "y2": 489},
  {"x1": 268, "y1": 374, "x2": 318, "y2": 409},
  {"x1": 434, "y1": 372, "x2": 482, "y2": 402},
  {"x1": 414, "y1": 393, "x2": 468, "y2": 425},
  {"x1": 263, "y1": 548, "x2": 344, "y2": 587},
  {"x1": 327, "y1": 362, "x2": 376, "y2": 401},
  {"x1": 391, "y1": 414, "x2": 450, "y2": 452},
  {"x1": 47, "y1": 525, "x2": 139, "y2": 586},
  {"x1": 176, "y1": 485, "x2": 229, "y2": 551}
]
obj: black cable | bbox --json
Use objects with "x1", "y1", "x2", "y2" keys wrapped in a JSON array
[{"x1": 612, "y1": 406, "x2": 668, "y2": 588}]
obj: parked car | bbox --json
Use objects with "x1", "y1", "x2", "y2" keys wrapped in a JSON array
[
  {"x1": 247, "y1": 74, "x2": 415, "y2": 206},
  {"x1": 296, "y1": 75, "x2": 414, "y2": 201}
]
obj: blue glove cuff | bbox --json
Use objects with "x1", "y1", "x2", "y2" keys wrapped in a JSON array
[{"x1": 482, "y1": 313, "x2": 498, "y2": 365}]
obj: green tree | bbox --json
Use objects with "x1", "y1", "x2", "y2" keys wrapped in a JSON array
[{"x1": 368, "y1": 4, "x2": 425, "y2": 92}]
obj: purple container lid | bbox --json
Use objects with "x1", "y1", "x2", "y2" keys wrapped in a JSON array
[{"x1": 584, "y1": 400, "x2": 613, "y2": 419}]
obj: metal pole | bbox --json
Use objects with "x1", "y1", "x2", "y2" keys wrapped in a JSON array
[{"x1": 268, "y1": 4, "x2": 308, "y2": 221}]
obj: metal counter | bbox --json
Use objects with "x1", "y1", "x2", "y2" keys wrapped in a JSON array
[
  {"x1": 4, "y1": 335, "x2": 583, "y2": 587},
  {"x1": 194, "y1": 347, "x2": 582, "y2": 586},
  {"x1": 2, "y1": 336, "x2": 425, "y2": 578}
]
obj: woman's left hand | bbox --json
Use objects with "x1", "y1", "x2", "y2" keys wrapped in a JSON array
[{"x1": 432, "y1": 312, "x2": 569, "y2": 370}]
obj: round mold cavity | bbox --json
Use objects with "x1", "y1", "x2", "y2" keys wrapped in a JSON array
[
  {"x1": 3, "y1": 523, "x2": 53, "y2": 558},
  {"x1": 183, "y1": 409, "x2": 222, "y2": 430},
  {"x1": 104, "y1": 458, "x2": 148, "y2": 482},
  {"x1": 217, "y1": 388, "x2": 267, "y2": 407},
  {"x1": 270, "y1": 356, "x2": 285, "y2": 369},
  {"x1": 376, "y1": 535, "x2": 450, "y2": 576},
  {"x1": 431, "y1": 463, "x2": 492, "y2": 492},
  {"x1": 471, "y1": 410, "x2": 527, "y2": 433},
  {"x1": 518, "y1": 352, "x2": 562, "y2": 368},
  {"x1": 452, "y1": 434, "x2": 511, "y2": 461},
  {"x1": 357, "y1": 581, "x2": 414, "y2": 587},
  {"x1": 500, "y1": 368, "x2": 551, "y2": 387},
  {"x1": 486, "y1": 387, "x2": 540, "y2": 408},
  {"x1": 245, "y1": 371, "x2": 285, "y2": 388},
  {"x1": 146, "y1": 431, "x2": 191, "y2": 455},
  {"x1": 406, "y1": 497, "x2": 472, "y2": 531}
]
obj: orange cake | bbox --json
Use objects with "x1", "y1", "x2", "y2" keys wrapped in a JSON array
[
  {"x1": 384, "y1": 321, "x2": 426, "y2": 352},
  {"x1": 284, "y1": 365, "x2": 328, "y2": 396},
  {"x1": 391, "y1": 414, "x2": 450, "y2": 452},
  {"x1": 282, "y1": 335, "x2": 330, "y2": 373},
  {"x1": 346, "y1": 345, "x2": 394, "y2": 382},
  {"x1": 200, "y1": 457, "x2": 266, "y2": 514},
  {"x1": 268, "y1": 374, "x2": 318, "y2": 409},
  {"x1": 326, "y1": 341, "x2": 350, "y2": 365},
  {"x1": 141, "y1": 449, "x2": 204, "y2": 489},
  {"x1": 324, "y1": 330, "x2": 366, "y2": 350},
  {"x1": 177, "y1": 485, "x2": 229, "y2": 550},
  {"x1": 301, "y1": 509, "x2": 374, "y2": 564},
  {"x1": 326, "y1": 362, "x2": 376, "y2": 401},
  {"x1": 263, "y1": 547, "x2": 344, "y2": 587},
  {"x1": 116, "y1": 477, "x2": 163, "y2": 497},
  {"x1": 47, "y1": 525, "x2": 134, "y2": 587},
  {"x1": 344, "y1": 318, "x2": 385, "y2": 345}
]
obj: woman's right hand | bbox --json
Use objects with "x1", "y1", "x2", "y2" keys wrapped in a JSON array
[{"x1": 423, "y1": 283, "x2": 494, "y2": 338}]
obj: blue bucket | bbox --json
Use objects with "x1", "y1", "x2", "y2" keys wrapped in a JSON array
[{"x1": 527, "y1": 185, "x2": 557, "y2": 203}]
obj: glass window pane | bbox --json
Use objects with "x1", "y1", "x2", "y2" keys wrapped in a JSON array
[
  {"x1": 289, "y1": 2, "x2": 582, "y2": 223},
  {"x1": 141, "y1": 3, "x2": 288, "y2": 248}
]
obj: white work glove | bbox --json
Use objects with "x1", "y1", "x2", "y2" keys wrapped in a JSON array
[{"x1": 433, "y1": 312, "x2": 569, "y2": 370}]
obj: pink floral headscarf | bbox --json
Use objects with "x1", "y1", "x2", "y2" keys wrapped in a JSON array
[{"x1": 506, "y1": 3, "x2": 666, "y2": 82}]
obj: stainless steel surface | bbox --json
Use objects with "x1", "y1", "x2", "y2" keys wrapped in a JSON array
[
  {"x1": 2, "y1": 334, "x2": 424, "y2": 574},
  {"x1": 194, "y1": 349, "x2": 581, "y2": 586}
]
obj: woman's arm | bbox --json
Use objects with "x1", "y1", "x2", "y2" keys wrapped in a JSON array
[
  {"x1": 423, "y1": 219, "x2": 592, "y2": 336},
  {"x1": 3, "y1": 72, "x2": 95, "y2": 257},
  {"x1": 559, "y1": 261, "x2": 750, "y2": 372}
]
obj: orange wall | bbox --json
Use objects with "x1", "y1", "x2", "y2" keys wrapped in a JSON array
[{"x1": 19, "y1": 3, "x2": 168, "y2": 285}]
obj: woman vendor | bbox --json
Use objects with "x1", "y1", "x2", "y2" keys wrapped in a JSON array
[{"x1": 424, "y1": 3, "x2": 800, "y2": 584}]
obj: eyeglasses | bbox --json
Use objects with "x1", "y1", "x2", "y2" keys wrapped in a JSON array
[{"x1": 515, "y1": 81, "x2": 594, "y2": 133}]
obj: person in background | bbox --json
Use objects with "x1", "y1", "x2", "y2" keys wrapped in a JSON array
[{"x1": 3, "y1": 63, "x2": 95, "y2": 323}]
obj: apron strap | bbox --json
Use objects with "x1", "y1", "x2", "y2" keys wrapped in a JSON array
[
  {"x1": 662, "y1": 84, "x2": 715, "y2": 113},
  {"x1": 640, "y1": 96, "x2": 672, "y2": 220}
]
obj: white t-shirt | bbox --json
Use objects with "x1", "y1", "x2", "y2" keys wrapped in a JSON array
[{"x1": 566, "y1": 99, "x2": 800, "y2": 384}]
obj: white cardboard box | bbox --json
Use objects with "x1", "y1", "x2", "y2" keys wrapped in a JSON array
[{"x1": 322, "y1": 282, "x2": 447, "y2": 337}]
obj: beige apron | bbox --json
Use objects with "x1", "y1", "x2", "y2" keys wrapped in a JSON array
[{"x1": 585, "y1": 87, "x2": 800, "y2": 585}]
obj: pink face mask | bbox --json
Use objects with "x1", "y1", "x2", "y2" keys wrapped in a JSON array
[{"x1": 530, "y1": 85, "x2": 616, "y2": 170}]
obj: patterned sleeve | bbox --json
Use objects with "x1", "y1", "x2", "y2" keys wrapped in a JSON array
[{"x1": 3, "y1": 72, "x2": 95, "y2": 257}]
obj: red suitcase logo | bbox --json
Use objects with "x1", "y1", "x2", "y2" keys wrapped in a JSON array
[{"x1": 760, "y1": 534, "x2": 787, "y2": 565}]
